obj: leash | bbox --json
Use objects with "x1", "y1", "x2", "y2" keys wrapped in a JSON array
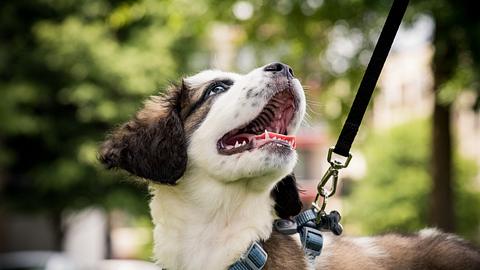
[
  {"x1": 312, "y1": 0, "x2": 410, "y2": 219},
  {"x1": 274, "y1": 0, "x2": 410, "y2": 266},
  {"x1": 333, "y1": 0, "x2": 410, "y2": 158}
]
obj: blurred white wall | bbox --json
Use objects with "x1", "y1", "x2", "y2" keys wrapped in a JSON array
[{"x1": 64, "y1": 208, "x2": 107, "y2": 269}]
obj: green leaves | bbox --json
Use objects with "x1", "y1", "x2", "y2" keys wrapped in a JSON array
[
  {"x1": 344, "y1": 120, "x2": 479, "y2": 238},
  {"x1": 1, "y1": 0, "x2": 479, "y2": 245},
  {"x1": 0, "y1": 0, "x2": 211, "y2": 217}
]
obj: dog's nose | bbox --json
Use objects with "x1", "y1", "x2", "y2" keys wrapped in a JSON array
[{"x1": 263, "y1": 62, "x2": 294, "y2": 79}]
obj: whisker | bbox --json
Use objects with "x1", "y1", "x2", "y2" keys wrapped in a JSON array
[
  {"x1": 306, "y1": 99, "x2": 325, "y2": 105},
  {"x1": 302, "y1": 117, "x2": 313, "y2": 128}
]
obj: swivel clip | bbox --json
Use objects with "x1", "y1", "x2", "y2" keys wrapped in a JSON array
[{"x1": 312, "y1": 148, "x2": 352, "y2": 214}]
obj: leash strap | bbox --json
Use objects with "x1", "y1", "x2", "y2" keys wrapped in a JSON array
[
  {"x1": 229, "y1": 241, "x2": 268, "y2": 270},
  {"x1": 333, "y1": 0, "x2": 410, "y2": 157}
]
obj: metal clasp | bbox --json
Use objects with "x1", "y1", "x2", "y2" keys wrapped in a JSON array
[
  {"x1": 326, "y1": 147, "x2": 352, "y2": 169},
  {"x1": 312, "y1": 148, "x2": 352, "y2": 214}
]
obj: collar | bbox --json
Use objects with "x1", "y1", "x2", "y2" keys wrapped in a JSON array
[
  {"x1": 274, "y1": 208, "x2": 324, "y2": 263},
  {"x1": 229, "y1": 241, "x2": 268, "y2": 270},
  {"x1": 229, "y1": 208, "x2": 326, "y2": 270},
  {"x1": 294, "y1": 209, "x2": 324, "y2": 260}
]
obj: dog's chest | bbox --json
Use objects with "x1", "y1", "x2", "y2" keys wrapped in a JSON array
[{"x1": 149, "y1": 185, "x2": 275, "y2": 270}]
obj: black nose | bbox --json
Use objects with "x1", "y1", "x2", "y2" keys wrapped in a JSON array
[{"x1": 263, "y1": 62, "x2": 294, "y2": 79}]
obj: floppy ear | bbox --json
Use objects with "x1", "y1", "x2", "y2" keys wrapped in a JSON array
[
  {"x1": 99, "y1": 85, "x2": 187, "y2": 184},
  {"x1": 271, "y1": 173, "x2": 303, "y2": 219}
]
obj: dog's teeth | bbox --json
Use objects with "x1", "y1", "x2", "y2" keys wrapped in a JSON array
[
  {"x1": 226, "y1": 145, "x2": 233, "y2": 150},
  {"x1": 235, "y1": 141, "x2": 240, "y2": 148},
  {"x1": 265, "y1": 130, "x2": 269, "y2": 139},
  {"x1": 241, "y1": 141, "x2": 246, "y2": 146}
]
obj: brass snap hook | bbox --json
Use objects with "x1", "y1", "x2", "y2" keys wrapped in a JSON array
[{"x1": 312, "y1": 148, "x2": 352, "y2": 215}]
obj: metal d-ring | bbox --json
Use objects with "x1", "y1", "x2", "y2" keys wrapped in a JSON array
[{"x1": 327, "y1": 147, "x2": 352, "y2": 169}]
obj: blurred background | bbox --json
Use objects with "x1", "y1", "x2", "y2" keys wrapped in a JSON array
[{"x1": 1, "y1": 0, "x2": 479, "y2": 269}]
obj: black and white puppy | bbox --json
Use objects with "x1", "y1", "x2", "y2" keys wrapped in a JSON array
[{"x1": 100, "y1": 63, "x2": 480, "y2": 270}]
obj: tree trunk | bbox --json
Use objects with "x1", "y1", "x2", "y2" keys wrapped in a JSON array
[
  {"x1": 429, "y1": 101, "x2": 455, "y2": 232},
  {"x1": 429, "y1": 15, "x2": 458, "y2": 232}
]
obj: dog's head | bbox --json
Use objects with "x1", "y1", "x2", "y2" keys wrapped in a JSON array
[{"x1": 100, "y1": 63, "x2": 305, "y2": 217}]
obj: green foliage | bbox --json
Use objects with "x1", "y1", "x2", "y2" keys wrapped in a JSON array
[
  {"x1": 207, "y1": 0, "x2": 388, "y2": 132},
  {"x1": 0, "y1": 0, "x2": 213, "y2": 216},
  {"x1": 1, "y1": 0, "x2": 479, "y2": 246},
  {"x1": 344, "y1": 120, "x2": 480, "y2": 241}
]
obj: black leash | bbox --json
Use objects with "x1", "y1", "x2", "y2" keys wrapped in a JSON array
[
  {"x1": 274, "y1": 1, "x2": 410, "y2": 268},
  {"x1": 333, "y1": 0, "x2": 410, "y2": 158},
  {"x1": 311, "y1": 0, "x2": 410, "y2": 228}
]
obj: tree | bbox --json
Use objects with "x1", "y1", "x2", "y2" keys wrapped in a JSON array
[
  {"x1": 0, "y1": 0, "x2": 213, "y2": 249},
  {"x1": 428, "y1": 1, "x2": 480, "y2": 232}
]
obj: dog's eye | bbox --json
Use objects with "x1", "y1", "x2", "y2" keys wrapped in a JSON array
[
  {"x1": 205, "y1": 81, "x2": 232, "y2": 98},
  {"x1": 208, "y1": 85, "x2": 226, "y2": 97}
]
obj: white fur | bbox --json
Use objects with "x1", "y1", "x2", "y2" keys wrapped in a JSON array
[
  {"x1": 418, "y1": 228, "x2": 441, "y2": 239},
  {"x1": 315, "y1": 234, "x2": 388, "y2": 269},
  {"x1": 350, "y1": 237, "x2": 388, "y2": 258},
  {"x1": 149, "y1": 65, "x2": 306, "y2": 270}
]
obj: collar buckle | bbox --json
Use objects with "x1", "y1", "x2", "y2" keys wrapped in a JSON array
[
  {"x1": 229, "y1": 241, "x2": 268, "y2": 270},
  {"x1": 300, "y1": 226, "x2": 324, "y2": 258}
]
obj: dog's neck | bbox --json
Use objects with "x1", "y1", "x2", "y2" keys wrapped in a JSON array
[{"x1": 149, "y1": 170, "x2": 278, "y2": 270}]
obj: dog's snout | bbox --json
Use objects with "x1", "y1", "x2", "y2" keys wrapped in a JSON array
[{"x1": 263, "y1": 62, "x2": 294, "y2": 79}]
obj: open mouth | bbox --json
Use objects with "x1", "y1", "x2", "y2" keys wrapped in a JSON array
[{"x1": 217, "y1": 89, "x2": 297, "y2": 155}]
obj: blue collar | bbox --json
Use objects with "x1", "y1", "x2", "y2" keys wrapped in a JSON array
[
  {"x1": 274, "y1": 209, "x2": 325, "y2": 264},
  {"x1": 229, "y1": 241, "x2": 268, "y2": 270},
  {"x1": 229, "y1": 208, "x2": 325, "y2": 270}
]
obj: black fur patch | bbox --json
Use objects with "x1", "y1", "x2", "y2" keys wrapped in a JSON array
[
  {"x1": 99, "y1": 86, "x2": 187, "y2": 184},
  {"x1": 271, "y1": 173, "x2": 303, "y2": 219}
]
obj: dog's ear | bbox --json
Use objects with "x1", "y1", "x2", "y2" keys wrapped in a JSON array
[
  {"x1": 271, "y1": 173, "x2": 303, "y2": 219},
  {"x1": 99, "y1": 84, "x2": 188, "y2": 184}
]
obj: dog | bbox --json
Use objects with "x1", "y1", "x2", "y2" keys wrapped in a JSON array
[{"x1": 99, "y1": 63, "x2": 480, "y2": 270}]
